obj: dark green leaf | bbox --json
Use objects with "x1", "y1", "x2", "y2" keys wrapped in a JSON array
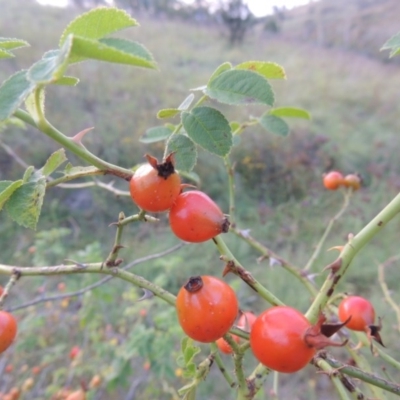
[
  {"x1": 0, "y1": 70, "x2": 35, "y2": 121},
  {"x1": 260, "y1": 114, "x2": 289, "y2": 136},
  {"x1": 205, "y1": 69, "x2": 274, "y2": 106},
  {"x1": 5, "y1": 178, "x2": 46, "y2": 229},
  {"x1": 166, "y1": 134, "x2": 197, "y2": 172},
  {"x1": 235, "y1": 61, "x2": 286, "y2": 79},
  {"x1": 0, "y1": 180, "x2": 23, "y2": 210},
  {"x1": 182, "y1": 106, "x2": 232, "y2": 156},
  {"x1": 269, "y1": 107, "x2": 311, "y2": 119},
  {"x1": 59, "y1": 7, "x2": 138, "y2": 45},
  {"x1": 139, "y1": 126, "x2": 172, "y2": 143}
]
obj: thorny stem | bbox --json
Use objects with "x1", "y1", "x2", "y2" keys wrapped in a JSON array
[
  {"x1": 0, "y1": 272, "x2": 20, "y2": 308},
  {"x1": 313, "y1": 358, "x2": 355, "y2": 400},
  {"x1": 377, "y1": 255, "x2": 400, "y2": 332},
  {"x1": 14, "y1": 108, "x2": 133, "y2": 180},
  {"x1": 209, "y1": 343, "x2": 236, "y2": 389},
  {"x1": 0, "y1": 263, "x2": 176, "y2": 307},
  {"x1": 213, "y1": 235, "x2": 284, "y2": 306},
  {"x1": 306, "y1": 191, "x2": 400, "y2": 324},
  {"x1": 303, "y1": 190, "x2": 351, "y2": 272},
  {"x1": 321, "y1": 355, "x2": 400, "y2": 396},
  {"x1": 224, "y1": 156, "x2": 236, "y2": 227},
  {"x1": 230, "y1": 226, "x2": 317, "y2": 297}
]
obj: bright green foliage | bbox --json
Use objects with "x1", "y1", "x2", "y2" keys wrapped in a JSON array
[
  {"x1": 59, "y1": 7, "x2": 138, "y2": 45},
  {"x1": 140, "y1": 126, "x2": 172, "y2": 143},
  {"x1": 41, "y1": 149, "x2": 67, "y2": 177},
  {"x1": 27, "y1": 36, "x2": 73, "y2": 84},
  {"x1": 259, "y1": 114, "x2": 290, "y2": 136},
  {"x1": 157, "y1": 108, "x2": 180, "y2": 119},
  {"x1": 205, "y1": 69, "x2": 275, "y2": 106},
  {"x1": 166, "y1": 133, "x2": 197, "y2": 172},
  {"x1": 0, "y1": 180, "x2": 23, "y2": 210},
  {"x1": 5, "y1": 178, "x2": 46, "y2": 229},
  {"x1": 0, "y1": 70, "x2": 35, "y2": 121},
  {"x1": 0, "y1": 37, "x2": 29, "y2": 59},
  {"x1": 381, "y1": 31, "x2": 400, "y2": 57},
  {"x1": 182, "y1": 106, "x2": 232, "y2": 156},
  {"x1": 207, "y1": 62, "x2": 233, "y2": 83},
  {"x1": 269, "y1": 107, "x2": 311, "y2": 119},
  {"x1": 235, "y1": 61, "x2": 286, "y2": 79}
]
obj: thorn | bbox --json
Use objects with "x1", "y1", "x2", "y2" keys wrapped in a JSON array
[
  {"x1": 137, "y1": 288, "x2": 154, "y2": 302},
  {"x1": 323, "y1": 258, "x2": 342, "y2": 273},
  {"x1": 70, "y1": 127, "x2": 94, "y2": 145},
  {"x1": 327, "y1": 245, "x2": 344, "y2": 252}
]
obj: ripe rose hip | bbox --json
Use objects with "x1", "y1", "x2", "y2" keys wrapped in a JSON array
[{"x1": 169, "y1": 190, "x2": 229, "y2": 242}]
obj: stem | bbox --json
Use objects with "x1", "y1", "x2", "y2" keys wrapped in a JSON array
[
  {"x1": 246, "y1": 363, "x2": 271, "y2": 398},
  {"x1": 314, "y1": 358, "x2": 354, "y2": 400},
  {"x1": 213, "y1": 235, "x2": 284, "y2": 306},
  {"x1": 303, "y1": 190, "x2": 350, "y2": 272},
  {"x1": 230, "y1": 226, "x2": 317, "y2": 297},
  {"x1": 224, "y1": 156, "x2": 236, "y2": 227},
  {"x1": 209, "y1": 343, "x2": 236, "y2": 389},
  {"x1": 377, "y1": 255, "x2": 400, "y2": 332},
  {"x1": 322, "y1": 355, "x2": 399, "y2": 396},
  {"x1": 306, "y1": 191, "x2": 400, "y2": 323},
  {"x1": 0, "y1": 263, "x2": 176, "y2": 307},
  {"x1": 14, "y1": 108, "x2": 133, "y2": 180}
]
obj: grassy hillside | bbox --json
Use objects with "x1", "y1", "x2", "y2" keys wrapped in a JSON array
[
  {"x1": 0, "y1": 1, "x2": 400, "y2": 398},
  {"x1": 276, "y1": 0, "x2": 400, "y2": 60}
]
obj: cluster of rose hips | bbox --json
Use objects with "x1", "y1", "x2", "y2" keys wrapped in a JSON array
[
  {"x1": 129, "y1": 155, "x2": 382, "y2": 373},
  {"x1": 323, "y1": 171, "x2": 362, "y2": 191},
  {"x1": 176, "y1": 276, "x2": 382, "y2": 373},
  {"x1": 129, "y1": 154, "x2": 229, "y2": 242}
]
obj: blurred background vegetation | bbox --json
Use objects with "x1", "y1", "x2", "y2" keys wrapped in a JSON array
[{"x1": 0, "y1": 0, "x2": 400, "y2": 398}]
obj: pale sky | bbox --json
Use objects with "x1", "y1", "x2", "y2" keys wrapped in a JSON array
[{"x1": 36, "y1": 0, "x2": 313, "y2": 17}]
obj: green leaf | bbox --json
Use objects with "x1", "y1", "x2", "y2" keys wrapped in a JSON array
[
  {"x1": 208, "y1": 61, "x2": 232, "y2": 83},
  {"x1": 0, "y1": 48, "x2": 14, "y2": 59},
  {"x1": 269, "y1": 107, "x2": 311, "y2": 119},
  {"x1": 52, "y1": 76, "x2": 80, "y2": 86},
  {"x1": 205, "y1": 70, "x2": 274, "y2": 106},
  {"x1": 24, "y1": 89, "x2": 45, "y2": 122},
  {"x1": 157, "y1": 108, "x2": 180, "y2": 119},
  {"x1": 5, "y1": 178, "x2": 46, "y2": 229},
  {"x1": 23, "y1": 166, "x2": 35, "y2": 183},
  {"x1": 0, "y1": 38, "x2": 30, "y2": 51},
  {"x1": 178, "y1": 93, "x2": 195, "y2": 110},
  {"x1": 235, "y1": 61, "x2": 286, "y2": 79},
  {"x1": 41, "y1": 149, "x2": 67, "y2": 177},
  {"x1": 59, "y1": 7, "x2": 138, "y2": 45},
  {"x1": 27, "y1": 35, "x2": 73, "y2": 84},
  {"x1": 0, "y1": 180, "x2": 23, "y2": 210},
  {"x1": 69, "y1": 36, "x2": 156, "y2": 68},
  {"x1": 182, "y1": 106, "x2": 232, "y2": 157},
  {"x1": 260, "y1": 114, "x2": 289, "y2": 136},
  {"x1": 381, "y1": 32, "x2": 400, "y2": 57},
  {"x1": 139, "y1": 126, "x2": 172, "y2": 143},
  {"x1": 0, "y1": 70, "x2": 35, "y2": 121},
  {"x1": 166, "y1": 134, "x2": 197, "y2": 172}
]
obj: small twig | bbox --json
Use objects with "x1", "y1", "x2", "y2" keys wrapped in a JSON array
[
  {"x1": 209, "y1": 342, "x2": 237, "y2": 389},
  {"x1": 6, "y1": 243, "x2": 183, "y2": 313},
  {"x1": 303, "y1": 189, "x2": 351, "y2": 272},
  {"x1": 377, "y1": 255, "x2": 400, "y2": 332},
  {"x1": 0, "y1": 271, "x2": 21, "y2": 308}
]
